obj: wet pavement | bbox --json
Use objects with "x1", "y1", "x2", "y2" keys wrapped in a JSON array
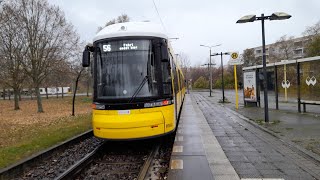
[
  {"x1": 217, "y1": 89, "x2": 320, "y2": 115},
  {"x1": 168, "y1": 94, "x2": 239, "y2": 180},
  {"x1": 208, "y1": 89, "x2": 320, "y2": 157},
  {"x1": 192, "y1": 91, "x2": 320, "y2": 179}
]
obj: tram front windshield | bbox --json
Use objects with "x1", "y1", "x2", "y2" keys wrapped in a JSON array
[{"x1": 95, "y1": 39, "x2": 159, "y2": 100}]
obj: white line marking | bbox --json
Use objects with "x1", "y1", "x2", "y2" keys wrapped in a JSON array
[
  {"x1": 172, "y1": 146, "x2": 183, "y2": 153},
  {"x1": 171, "y1": 159, "x2": 183, "y2": 169}
]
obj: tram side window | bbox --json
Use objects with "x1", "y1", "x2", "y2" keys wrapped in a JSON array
[
  {"x1": 161, "y1": 60, "x2": 172, "y2": 95},
  {"x1": 172, "y1": 61, "x2": 179, "y2": 94},
  {"x1": 148, "y1": 52, "x2": 157, "y2": 85},
  {"x1": 181, "y1": 75, "x2": 186, "y2": 88}
]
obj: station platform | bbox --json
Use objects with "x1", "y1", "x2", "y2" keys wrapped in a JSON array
[
  {"x1": 167, "y1": 94, "x2": 240, "y2": 180},
  {"x1": 168, "y1": 92, "x2": 320, "y2": 180}
]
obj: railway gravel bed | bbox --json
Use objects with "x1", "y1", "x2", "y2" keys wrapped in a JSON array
[
  {"x1": 18, "y1": 137, "x2": 103, "y2": 180},
  {"x1": 145, "y1": 133, "x2": 176, "y2": 180},
  {"x1": 1, "y1": 131, "x2": 176, "y2": 179},
  {"x1": 0, "y1": 131, "x2": 103, "y2": 180},
  {"x1": 75, "y1": 133, "x2": 176, "y2": 180},
  {"x1": 76, "y1": 140, "x2": 156, "y2": 180}
]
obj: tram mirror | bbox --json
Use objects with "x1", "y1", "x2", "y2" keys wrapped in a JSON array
[
  {"x1": 82, "y1": 49, "x2": 90, "y2": 67},
  {"x1": 161, "y1": 47, "x2": 169, "y2": 62}
]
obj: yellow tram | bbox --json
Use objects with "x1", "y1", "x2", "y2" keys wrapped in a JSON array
[{"x1": 82, "y1": 22, "x2": 185, "y2": 140}]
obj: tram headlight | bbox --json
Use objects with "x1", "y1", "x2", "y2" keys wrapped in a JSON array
[
  {"x1": 92, "y1": 104, "x2": 105, "y2": 110},
  {"x1": 144, "y1": 100, "x2": 172, "y2": 108},
  {"x1": 144, "y1": 102, "x2": 155, "y2": 108}
]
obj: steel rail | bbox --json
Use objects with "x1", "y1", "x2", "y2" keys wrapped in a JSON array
[
  {"x1": 55, "y1": 141, "x2": 105, "y2": 180},
  {"x1": 0, "y1": 130, "x2": 93, "y2": 180},
  {"x1": 137, "y1": 144, "x2": 160, "y2": 180}
]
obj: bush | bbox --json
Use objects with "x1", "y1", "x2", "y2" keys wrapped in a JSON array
[{"x1": 193, "y1": 76, "x2": 209, "y2": 89}]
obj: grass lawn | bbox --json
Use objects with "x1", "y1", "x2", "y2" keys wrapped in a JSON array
[{"x1": 0, "y1": 96, "x2": 92, "y2": 169}]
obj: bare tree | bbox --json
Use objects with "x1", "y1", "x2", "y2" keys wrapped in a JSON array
[
  {"x1": 303, "y1": 21, "x2": 320, "y2": 57},
  {"x1": 117, "y1": 14, "x2": 130, "y2": 23},
  {"x1": 50, "y1": 61, "x2": 73, "y2": 99},
  {"x1": 0, "y1": 2, "x2": 27, "y2": 110},
  {"x1": 81, "y1": 69, "x2": 92, "y2": 97},
  {"x1": 242, "y1": 48, "x2": 257, "y2": 66},
  {"x1": 189, "y1": 65, "x2": 209, "y2": 87},
  {"x1": 97, "y1": 14, "x2": 130, "y2": 32},
  {"x1": 8, "y1": 0, "x2": 80, "y2": 112},
  {"x1": 178, "y1": 52, "x2": 191, "y2": 78},
  {"x1": 273, "y1": 35, "x2": 295, "y2": 60},
  {"x1": 303, "y1": 21, "x2": 320, "y2": 37},
  {"x1": 68, "y1": 48, "x2": 85, "y2": 116}
]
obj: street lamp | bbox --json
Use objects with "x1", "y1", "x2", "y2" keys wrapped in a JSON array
[
  {"x1": 201, "y1": 62, "x2": 216, "y2": 92},
  {"x1": 211, "y1": 52, "x2": 230, "y2": 103},
  {"x1": 236, "y1": 12, "x2": 291, "y2": 123},
  {"x1": 200, "y1": 44, "x2": 221, "y2": 97}
]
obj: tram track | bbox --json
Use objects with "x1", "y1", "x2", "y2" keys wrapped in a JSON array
[
  {"x1": 1, "y1": 131, "x2": 176, "y2": 180},
  {"x1": 58, "y1": 133, "x2": 175, "y2": 180},
  {"x1": 73, "y1": 139, "x2": 162, "y2": 180},
  {"x1": 0, "y1": 130, "x2": 103, "y2": 180},
  {"x1": 137, "y1": 144, "x2": 160, "y2": 180}
]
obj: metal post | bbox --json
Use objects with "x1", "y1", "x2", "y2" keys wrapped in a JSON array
[
  {"x1": 209, "y1": 48, "x2": 212, "y2": 97},
  {"x1": 242, "y1": 71, "x2": 246, "y2": 106},
  {"x1": 221, "y1": 52, "x2": 225, "y2": 103},
  {"x1": 284, "y1": 63, "x2": 287, "y2": 102},
  {"x1": 261, "y1": 14, "x2": 269, "y2": 123},
  {"x1": 275, "y1": 65, "x2": 279, "y2": 110},
  {"x1": 257, "y1": 69, "x2": 261, "y2": 107},
  {"x1": 297, "y1": 62, "x2": 301, "y2": 113},
  {"x1": 234, "y1": 65, "x2": 239, "y2": 109}
]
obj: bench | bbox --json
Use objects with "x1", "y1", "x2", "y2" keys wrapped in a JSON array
[{"x1": 300, "y1": 100, "x2": 320, "y2": 113}]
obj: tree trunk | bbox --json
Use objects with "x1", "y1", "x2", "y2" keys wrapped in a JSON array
[
  {"x1": 29, "y1": 88, "x2": 33, "y2": 100},
  {"x1": 8, "y1": 90, "x2": 11, "y2": 100},
  {"x1": 72, "y1": 70, "x2": 83, "y2": 116},
  {"x1": 3, "y1": 88, "x2": 5, "y2": 100},
  {"x1": 19, "y1": 89, "x2": 22, "y2": 101},
  {"x1": 87, "y1": 79, "x2": 90, "y2": 97},
  {"x1": 45, "y1": 87, "x2": 48, "y2": 99},
  {"x1": 13, "y1": 88, "x2": 20, "y2": 110},
  {"x1": 56, "y1": 86, "x2": 59, "y2": 99},
  {"x1": 62, "y1": 87, "x2": 64, "y2": 99},
  {"x1": 35, "y1": 86, "x2": 44, "y2": 113}
]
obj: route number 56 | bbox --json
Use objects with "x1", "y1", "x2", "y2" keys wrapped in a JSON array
[{"x1": 103, "y1": 45, "x2": 111, "y2": 52}]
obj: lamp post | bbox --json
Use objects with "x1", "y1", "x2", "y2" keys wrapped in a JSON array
[
  {"x1": 211, "y1": 52, "x2": 230, "y2": 103},
  {"x1": 202, "y1": 62, "x2": 216, "y2": 90},
  {"x1": 237, "y1": 12, "x2": 291, "y2": 123},
  {"x1": 200, "y1": 44, "x2": 221, "y2": 97}
]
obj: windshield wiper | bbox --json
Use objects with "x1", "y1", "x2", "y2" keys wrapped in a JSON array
[{"x1": 129, "y1": 76, "x2": 149, "y2": 103}]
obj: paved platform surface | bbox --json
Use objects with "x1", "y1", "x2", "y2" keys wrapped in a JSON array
[
  {"x1": 193, "y1": 92, "x2": 320, "y2": 179},
  {"x1": 209, "y1": 89, "x2": 320, "y2": 160},
  {"x1": 168, "y1": 94, "x2": 240, "y2": 180}
]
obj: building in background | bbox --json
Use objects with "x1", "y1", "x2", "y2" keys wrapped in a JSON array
[{"x1": 251, "y1": 36, "x2": 312, "y2": 64}]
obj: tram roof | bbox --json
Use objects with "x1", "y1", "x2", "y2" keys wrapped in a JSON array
[{"x1": 93, "y1": 22, "x2": 168, "y2": 42}]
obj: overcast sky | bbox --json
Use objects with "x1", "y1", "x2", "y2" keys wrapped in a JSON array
[{"x1": 50, "y1": 0, "x2": 320, "y2": 66}]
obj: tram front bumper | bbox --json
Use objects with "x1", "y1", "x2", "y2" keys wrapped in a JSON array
[{"x1": 92, "y1": 109, "x2": 166, "y2": 139}]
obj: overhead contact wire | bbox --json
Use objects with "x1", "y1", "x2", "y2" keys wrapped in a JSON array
[{"x1": 152, "y1": 0, "x2": 167, "y2": 32}]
